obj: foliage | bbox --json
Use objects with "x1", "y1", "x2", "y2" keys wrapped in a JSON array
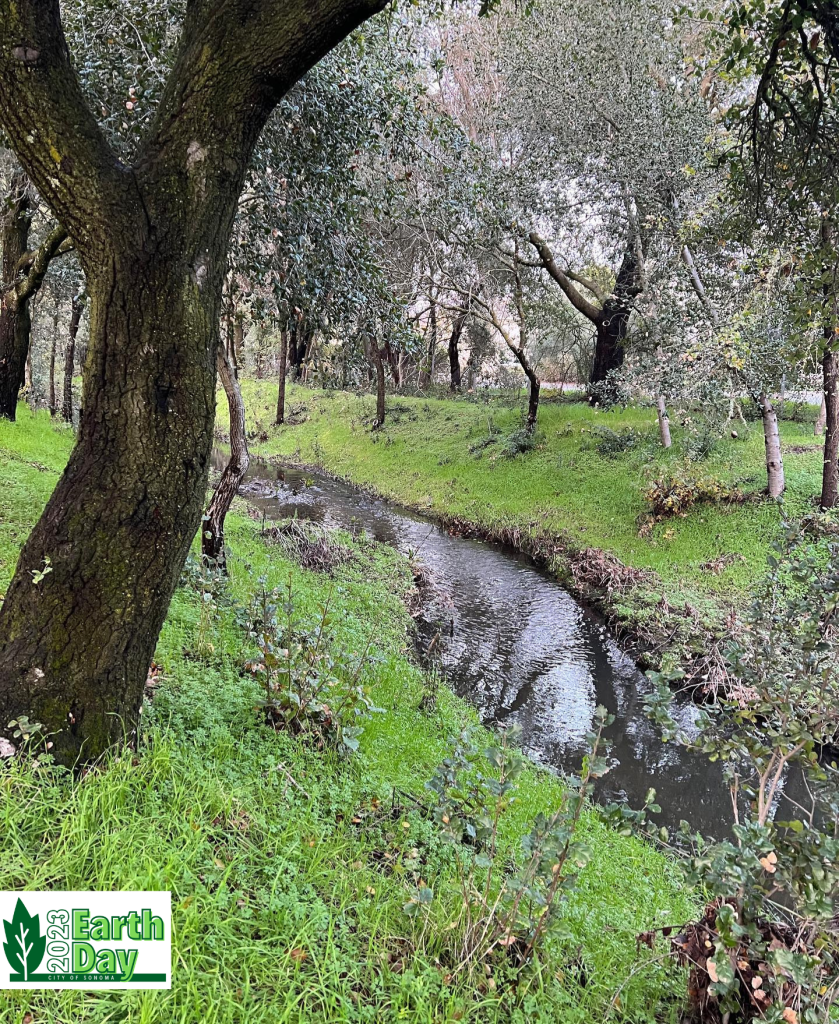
[
  {"x1": 245, "y1": 579, "x2": 380, "y2": 756},
  {"x1": 0, "y1": 410, "x2": 696, "y2": 1024},
  {"x1": 642, "y1": 467, "x2": 744, "y2": 524},
  {"x1": 644, "y1": 521, "x2": 839, "y2": 1023},
  {"x1": 423, "y1": 712, "x2": 610, "y2": 977},
  {"x1": 501, "y1": 427, "x2": 539, "y2": 457},
  {"x1": 588, "y1": 425, "x2": 652, "y2": 459}
]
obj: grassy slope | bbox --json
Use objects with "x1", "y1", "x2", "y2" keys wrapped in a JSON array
[
  {"x1": 230, "y1": 382, "x2": 823, "y2": 639},
  {"x1": 0, "y1": 408, "x2": 693, "y2": 1024}
]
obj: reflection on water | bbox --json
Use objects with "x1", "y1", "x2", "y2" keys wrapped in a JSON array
[{"x1": 214, "y1": 451, "x2": 743, "y2": 835}]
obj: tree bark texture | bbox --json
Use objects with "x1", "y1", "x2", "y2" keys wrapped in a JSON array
[
  {"x1": 373, "y1": 345, "x2": 386, "y2": 427},
  {"x1": 202, "y1": 344, "x2": 249, "y2": 567},
  {"x1": 820, "y1": 350, "x2": 839, "y2": 508},
  {"x1": 760, "y1": 394, "x2": 785, "y2": 498},
  {"x1": 448, "y1": 309, "x2": 468, "y2": 392},
  {"x1": 48, "y1": 311, "x2": 57, "y2": 416},
  {"x1": 61, "y1": 291, "x2": 83, "y2": 423},
  {"x1": 0, "y1": 0, "x2": 388, "y2": 763},
  {"x1": 656, "y1": 394, "x2": 672, "y2": 448},
  {"x1": 0, "y1": 177, "x2": 32, "y2": 420},
  {"x1": 275, "y1": 328, "x2": 288, "y2": 426}
]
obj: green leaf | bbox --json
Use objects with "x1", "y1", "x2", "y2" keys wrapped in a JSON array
[{"x1": 3, "y1": 898, "x2": 46, "y2": 981}]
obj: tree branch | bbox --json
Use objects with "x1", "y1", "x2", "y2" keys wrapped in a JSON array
[
  {"x1": 0, "y1": 1, "x2": 132, "y2": 253},
  {"x1": 528, "y1": 233, "x2": 604, "y2": 324}
]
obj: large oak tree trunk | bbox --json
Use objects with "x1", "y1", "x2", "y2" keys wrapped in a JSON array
[
  {"x1": 275, "y1": 328, "x2": 288, "y2": 426},
  {"x1": 760, "y1": 394, "x2": 785, "y2": 498},
  {"x1": 0, "y1": 253, "x2": 220, "y2": 762},
  {"x1": 202, "y1": 344, "x2": 249, "y2": 567},
  {"x1": 0, "y1": 0, "x2": 386, "y2": 763},
  {"x1": 0, "y1": 180, "x2": 32, "y2": 421},
  {"x1": 820, "y1": 349, "x2": 839, "y2": 509}
]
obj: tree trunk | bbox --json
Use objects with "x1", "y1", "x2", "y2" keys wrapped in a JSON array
[
  {"x1": 589, "y1": 243, "x2": 642, "y2": 391},
  {"x1": 48, "y1": 306, "x2": 58, "y2": 416},
  {"x1": 275, "y1": 328, "x2": 288, "y2": 426},
  {"x1": 384, "y1": 338, "x2": 401, "y2": 387},
  {"x1": 0, "y1": 178, "x2": 32, "y2": 421},
  {"x1": 202, "y1": 344, "x2": 249, "y2": 567},
  {"x1": 448, "y1": 311, "x2": 467, "y2": 392},
  {"x1": 815, "y1": 394, "x2": 827, "y2": 436},
  {"x1": 656, "y1": 394, "x2": 672, "y2": 448},
  {"x1": 820, "y1": 350, "x2": 839, "y2": 508},
  {"x1": 760, "y1": 394, "x2": 785, "y2": 498},
  {"x1": 525, "y1": 372, "x2": 540, "y2": 432},
  {"x1": 0, "y1": 253, "x2": 221, "y2": 764},
  {"x1": 421, "y1": 296, "x2": 437, "y2": 389},
  {"x1": 62, "y1": 292, "x2": 84, "y2": 423},
  {"x1": 373, "y1": 345, "x2": 386, "y2": 427},
  {"x1": 0, "y1": 0, "x2": 389, "y2": 765}
]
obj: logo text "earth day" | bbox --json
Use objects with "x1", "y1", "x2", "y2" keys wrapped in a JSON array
[{"x1": 1, "y1": 892, "x2": 171, "y2": 990}]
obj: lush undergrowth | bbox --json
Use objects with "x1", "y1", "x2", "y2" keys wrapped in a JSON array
[
  {"x1": 0, "y1": 407, "x2": 694, "y2": 1023},
  {"x1": 228, "y1": 381, "x2": 823, "y2": 660}
]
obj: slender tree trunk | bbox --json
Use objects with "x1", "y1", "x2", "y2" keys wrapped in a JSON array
[
  {"x1": 62, "y1": 292, "x2": 83, "y2": 423},
  {"x1": 815, "y1": 394, "x2": 827, "y2": 436},
  {"x1": 48, "y1": 306, "x2": 58, "y2": 415},
  {"x1": 202, "y1": 344, "x2": 249, "y2": 567},
  {"x1": 820, "y1": 351, "x2": 839, "y2": 508},
  {"x1": 656, "y1": 394, "x2": 672, "y2": 448},
  {"x1": 373, "y1": 345, "x2": 386, "y2": 427},
  {"x1": 760, "y1": 394, "x2": 785, "y2": 498},
  {"x1": 275, "y1": 328, "x2": 288, "y2": 426},
  {"x1": 448, "y1": 311, "x2": 467, "y2": 392},
  {"x1": 287, "y1": 324, "x2": 299, "y2": 379},
  {"x1": 421, "y1": 296, "x2": 437, "y2": 389},
  {"x1": 0, "y1": 178, "x2": 32, "y2": 421},
  {"x1": 525, "y1": 371, "x2": 540, "y2": 432},
  {"x1": 384, "y1": 338, "x2": 400, "y2": 387}
]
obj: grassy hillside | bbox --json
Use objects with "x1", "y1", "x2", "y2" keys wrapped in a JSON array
[
  {"x1": 226, "y1": 382, "x2": 824, "y2": 661},
  {"x1": 0, "y1": 407, "x2": 694, "y2": 1023}
]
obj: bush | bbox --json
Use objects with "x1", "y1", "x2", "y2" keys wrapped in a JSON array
[
  {"x1": 419, "y1": 713, "x2": 612, "y2": 979},
  {"x1": 243, "y1": 580, "x2": 381, "y2": 756},
  {"x1": 588, "y1": 425, "x2": 650, "y2": 459},
  {"x1": 642, "y1": 523, "x2": 839, "y2": 1024},
  {"x1": 682, "y1": 421, "x2": 721, "y2": 462},
  {"x1": 642, "y1": 467, "x2": 744, "y2": 524},
  {"x1": 500, "y1": 428, "x2": 538, "y2": 457}
]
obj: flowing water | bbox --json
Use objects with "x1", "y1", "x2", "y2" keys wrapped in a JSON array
[{"x1": 214, "y1": 451, "x2": 742, "y2": 834}]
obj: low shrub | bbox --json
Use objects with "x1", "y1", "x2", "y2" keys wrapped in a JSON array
[{"x1": 641, "y1": 467, "x2": 744, "y2": 528}]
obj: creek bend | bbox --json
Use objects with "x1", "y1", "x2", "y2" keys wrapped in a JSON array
[{"x1": 215, "y1": 451, "x2": 748, "y2": 835}]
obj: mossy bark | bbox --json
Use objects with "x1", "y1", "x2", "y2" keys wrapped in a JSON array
[
  {"x1": 0, "y1": 179, "x2": 32, "y2": 421},
  {"x1": 0, "y1": 0, "x2": 388, "y2": 763}
]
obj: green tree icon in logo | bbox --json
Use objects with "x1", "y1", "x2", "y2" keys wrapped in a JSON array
[{"x1": 3, "y1": 899, "x2": 46, "y2": 981}]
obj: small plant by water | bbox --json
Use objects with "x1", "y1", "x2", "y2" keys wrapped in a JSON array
[{"x1": 244, "y1": 579, "x2": 381, "y2": 756}]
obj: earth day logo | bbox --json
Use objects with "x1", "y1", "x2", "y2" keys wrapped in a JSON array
[
  {"x1": 3, "y1": 899, "x2": 46, "y2": 982},
  {"x1": 0, "y1": 891, "x2": 171, "y2": 990}
]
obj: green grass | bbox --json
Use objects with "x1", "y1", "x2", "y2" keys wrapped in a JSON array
[
  {"x1": 228, "y1": 382, "x2": 824, "y2": 648},
  {"x1": 0, "y1": 407, "x2": 695, "y2": 1023}
]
